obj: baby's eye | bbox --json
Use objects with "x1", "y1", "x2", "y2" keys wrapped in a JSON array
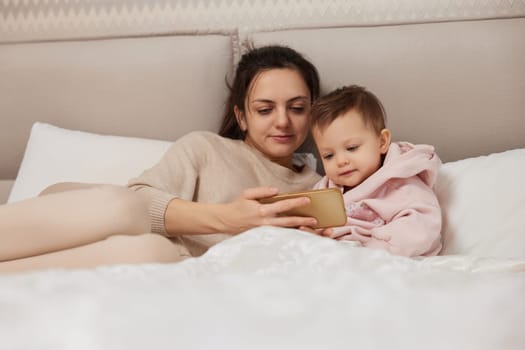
[
  {"x1": 347, "y1": 145, "x2": 359, "y2": 152},
  {"x1": 322, "y1": 154, "x2": 333, "y2": 160}
]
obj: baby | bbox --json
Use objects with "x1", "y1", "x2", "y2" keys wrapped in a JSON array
[{"x1": 309, "y1": 85, "x2": 442, "y2": 257}]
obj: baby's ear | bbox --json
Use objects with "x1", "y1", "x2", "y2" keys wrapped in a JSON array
[{"x1": 379, "y1": 128, "x2": 392, "y2": 154}]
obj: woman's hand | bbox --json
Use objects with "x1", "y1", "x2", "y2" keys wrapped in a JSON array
[
  {"x1": 164, "y1": 187, "x2": 317, "y2": 236},
  {"x1": 219, "y1": 187, "x2": 318, "y2": 234}
]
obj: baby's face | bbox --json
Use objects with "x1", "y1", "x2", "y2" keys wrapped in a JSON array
[{"x1": 313, "y1": 110, "x2": 390, "y2": 189}]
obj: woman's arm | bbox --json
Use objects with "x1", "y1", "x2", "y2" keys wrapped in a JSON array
[
  {"x1": 164, "y1": 187, "x2": 317, "y2": 236},
  {"x1": 129, "y1": 133, "x2": 320, "y2": 236}
]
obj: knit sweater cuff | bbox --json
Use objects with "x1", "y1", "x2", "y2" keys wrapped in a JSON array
[{"x1": 149, "y1": 192, "x2": 177, "y2": 235}]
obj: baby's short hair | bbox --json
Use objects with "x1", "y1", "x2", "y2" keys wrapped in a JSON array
[{"x1": 311, "y1": 85, "x2": 387, "y2": 134}]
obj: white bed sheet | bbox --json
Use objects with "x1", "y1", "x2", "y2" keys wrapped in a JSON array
[{"x1": 1, "y1": 227, "x2": 524, "y2": 350}]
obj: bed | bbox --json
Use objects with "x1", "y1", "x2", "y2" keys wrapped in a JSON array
[{"x1": 1, "y1": 1, "x2": 524, "y2": 349}]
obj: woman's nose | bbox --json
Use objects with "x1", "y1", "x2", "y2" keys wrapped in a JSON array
[{"x1": 275, "y1": 107, "x2": 291, "y2": 127}]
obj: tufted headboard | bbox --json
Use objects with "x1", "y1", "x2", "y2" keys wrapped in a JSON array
[{"x1": 1, "y1": 0, "x2": 525, "y2": 202}]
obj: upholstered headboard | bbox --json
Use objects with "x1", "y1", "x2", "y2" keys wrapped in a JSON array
[{"x1": 1, "y1": 0, "x2": 525, "y2": 202}]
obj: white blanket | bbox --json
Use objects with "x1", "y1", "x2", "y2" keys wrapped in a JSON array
[{"x1": 1, "y1": 227, "x2": 524, "y2": 350}]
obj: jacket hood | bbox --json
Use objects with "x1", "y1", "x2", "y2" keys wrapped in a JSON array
[{"x1": 381, "y1": 142, "x2": 441, "y2": 187}]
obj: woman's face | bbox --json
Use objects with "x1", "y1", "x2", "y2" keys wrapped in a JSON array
[{"x1": 236, "y1": 68, "x2": 311, "y2": 169}]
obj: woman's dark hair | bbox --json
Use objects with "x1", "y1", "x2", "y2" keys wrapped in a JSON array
[{"x1": 218, "y1": 44, "x2": 320, "y2": 139}]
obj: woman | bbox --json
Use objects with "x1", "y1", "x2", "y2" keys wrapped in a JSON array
[{"x1": 0, "y1": 45, "x2": 322, "y2": 272}]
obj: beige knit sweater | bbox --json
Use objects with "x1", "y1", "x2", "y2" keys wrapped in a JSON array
[{"x1": 128, "y1": 131, "x2": 321, "y2": 255}]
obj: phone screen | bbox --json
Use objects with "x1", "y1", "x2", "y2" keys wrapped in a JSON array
[{"x1": 259, "y1": 188, "x2": 347, "y2": 228}]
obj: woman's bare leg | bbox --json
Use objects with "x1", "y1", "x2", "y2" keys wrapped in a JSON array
[
  {"x1": 0, "y1": 184, "x2": 150, "y2": 261},
  {"x1": 0, "y1": 233, "x2": 190, "y2": 273}
]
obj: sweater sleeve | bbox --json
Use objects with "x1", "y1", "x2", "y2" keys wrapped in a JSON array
[
  {"x1": 365, "y1": 178, "x2": 442, "y2": 257},
  {"x1": 127, "y1": 132, "x2": 204, "y2": 234}
]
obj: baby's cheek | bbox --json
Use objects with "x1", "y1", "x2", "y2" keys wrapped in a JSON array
[{"x1": 324, "y1": 163, "x2": 335, "y2": 176}]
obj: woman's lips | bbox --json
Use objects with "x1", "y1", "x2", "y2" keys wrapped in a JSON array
[{"x1": 271, "y1": 135, "x2": 294, "y2": 143}]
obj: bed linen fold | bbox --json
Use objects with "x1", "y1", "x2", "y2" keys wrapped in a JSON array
[{"x1": 1, "y1": 226, "x2": 523, "y2": 350}]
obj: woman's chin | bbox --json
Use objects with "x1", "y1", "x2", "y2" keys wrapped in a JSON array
[{"x1": 268, "y1": 147, "x2": 297, "y2": 159}]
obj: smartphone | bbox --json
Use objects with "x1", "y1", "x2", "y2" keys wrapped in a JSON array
[{"x1": 258, "y1": 188, "x2": 347, "y2": 229}]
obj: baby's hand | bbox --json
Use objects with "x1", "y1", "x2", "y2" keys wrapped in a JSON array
[{"x1": 299, "y1": 226, "x2": 332, "y2": 237}]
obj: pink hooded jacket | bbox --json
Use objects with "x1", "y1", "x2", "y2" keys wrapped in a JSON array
[{"x1": 313, "y1": 142, "x2": 442, "y2": 257}]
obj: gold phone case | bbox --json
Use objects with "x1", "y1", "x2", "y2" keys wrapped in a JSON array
[{"x1": 259, "y1": 188, "x2": 347, "y2": 229}]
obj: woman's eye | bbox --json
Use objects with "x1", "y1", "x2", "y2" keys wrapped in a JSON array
[
  {"x1": 257, "y1": 108, "x2": 272, "y2": 115},
  {"x1": 290, "y1": 106, "x2": 306, "y2": 113}
]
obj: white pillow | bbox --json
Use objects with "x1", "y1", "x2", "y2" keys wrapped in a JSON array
[
  {"x1": 8, "y1": 123, "x2": 172, "y2": 203},
  {"x1": 435, "y1": 148, "x2": 525, "y2": 259}
]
